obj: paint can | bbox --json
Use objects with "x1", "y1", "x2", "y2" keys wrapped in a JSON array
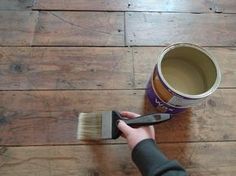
[{"x1": 146, "y1": 43, "x2": 221, "y2": 114}]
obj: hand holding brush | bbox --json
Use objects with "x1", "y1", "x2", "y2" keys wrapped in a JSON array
[
  {"x1": 116, "y1": 111, "x2": 187, "y2": 176},
  {"x1": 117, "y1": 111, "x2": 155, "y2": 149},
  {"x1": 78, "y1": 111, "x2": 172, "y2": 140}
]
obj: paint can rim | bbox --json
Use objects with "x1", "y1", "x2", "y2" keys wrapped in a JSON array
[{"x1": 156, "y1": 43, "x2": 221, "y2": 99}]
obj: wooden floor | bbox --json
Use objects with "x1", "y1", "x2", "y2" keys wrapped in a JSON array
[{"x1": 0, "y1": 0, "x2": 236, "y2": 175}]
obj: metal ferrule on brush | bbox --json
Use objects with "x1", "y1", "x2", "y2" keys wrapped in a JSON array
[{"x1": 101, "y1": 111, "x2": 113, "y2": 139}]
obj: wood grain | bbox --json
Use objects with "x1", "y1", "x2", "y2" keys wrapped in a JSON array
[
  {"x1": 1, "y1": 47, "x2": 235, "y2": 90},
  {"x1": 0, "y1": 90, "x2": 146, "y2": 145},
  {"x1": 34, "y1": 0, "x2": 128, "y2": 11},
  {"x1": 33, "y1": 0, "x2": 213, "y2": 12},
  {"x1": 133, "y1": 47, "x2": 236, "y2": 88},
  {"x1": 0, "y1": 47, "x2": 133, "y2": 90},
  {"x1": 0, "y1": 11, "x2": 38, "y2": 46},
  {"x1": 214, "y1": 0, "x2": 236, "y2": 13},
  {"x1": 0, "y1": 0, "x2": 33, "y2": 10},
  {"x1": 1, "y1": 142, "x2": 236, "y2": 176},
  {"x1": 1, "y1": 0, "x2": 236, "y2": 175},
  {"x1": 126, "y1": 13, "x2": 236, "y2": 46},
  {"x1": 0, "y1": 89, "x2": 235, "y2": 145},
  {"x1": 33, "y1": 11, "x2": 124, "y2": 46},
  {"x1": 129, "y1": 0, "x2": 213, "y2": 12}
]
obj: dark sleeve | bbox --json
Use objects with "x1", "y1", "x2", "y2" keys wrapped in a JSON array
[{"x1": 132, "y1": 139, "x2": 187, "y2": 176}]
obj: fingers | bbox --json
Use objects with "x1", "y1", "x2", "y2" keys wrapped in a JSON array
[
  {"x1": 120, "y1": 111, "x2": 140, "y2": 119},
  {"x1": 117, "y1": 120, "x2": 134, "y2": 137}
]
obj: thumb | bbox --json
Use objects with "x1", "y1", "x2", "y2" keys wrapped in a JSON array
[{"x1": 117, "y1": 120, "x2": 133, "y2": 137}]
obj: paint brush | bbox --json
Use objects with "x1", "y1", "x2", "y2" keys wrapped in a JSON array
[{"x1": 78, "y1": 111, "x2": 172, "y2": 140}]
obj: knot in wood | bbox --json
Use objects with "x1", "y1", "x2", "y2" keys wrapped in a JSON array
[
  {"x1": 0, "y1": 115, "x2": 7, "y2": 125},
  {"x1": 207, "y1": 99, "x2": 216, "y2": 107},
  {"x1": 10, "y1": 63, "x2": 25, "y2": 73}
]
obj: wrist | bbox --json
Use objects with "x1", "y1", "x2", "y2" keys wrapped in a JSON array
[
  {"x1": 132, "y1": 139, "x2": 169, "y2": 176},
  {"x1": 130, "y1": 137, "x2": 155, "y2": 150}
]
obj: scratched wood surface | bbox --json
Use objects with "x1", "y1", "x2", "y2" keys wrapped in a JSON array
[
  {"x1": 126, "y1": 13, "x2": 236, "y2": 46},
  {"x1": 214, "y1": 0, "x2": 236, "y2": 13},
  {"x1": 0, "y1": 0, "x2": 33, "y2": 10},
  {"x1": 1, "y1": 142, "x2": 236, "y2": 176},
  {"x1": 33, "y1": 0, "x2": 213, "y2": 12},
  {"x1": 33, "y1": 0, "x2": 236, "y2": 13},
  {"x1": 0, "y1": 47, "x2": 133, "y2": 90},
  {"x1": 0, "y1": 89, "x2": 235, "y2": 145},
  {"x1": 33, "y1": 11, "x2": 124, "y2": 46},
  {"x1": 0, "y1": 11, "x2": 38, "y2": 46},
  {"x1": 1, "y1": 0, "x2": 236, "y2": 175},
  {"x1": 1, "y1": 47, "x2": 235, "y2": 90}
]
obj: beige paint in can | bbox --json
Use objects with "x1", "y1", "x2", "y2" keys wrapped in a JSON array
[{"x1": 147, "y1": 43, "x2": 221, "y2": 113}]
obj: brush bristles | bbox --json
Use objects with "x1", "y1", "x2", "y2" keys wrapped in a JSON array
[{"x1": 78, "y1": 112, "x2": 102, "y2": 140}]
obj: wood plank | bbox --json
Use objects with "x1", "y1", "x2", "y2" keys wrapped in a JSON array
[
  {"x1": 0, "y1": 47, "x2": 133, "y2": 90},
  {"x1": 33, "y1": 11, "x2": 124, "y2": 46},
  {"x1": 33, "y1": 0, "x2": 213, "y2": 13},
  {"x1": 1, "y1": 142, "x2": 236, "y2": 175},
  {"x1": 34, "y1": 0, "x2": 128, "y2": 11},
  {"x1": 0, "y1": 11, "x2": 38, "y2": 46},
  {"x1": 129, "y1": 0, "x2": 213, "y2": 12},
  {"x1": 133, "y1": 47, "x2": 236, "y2": 88},
  {"x1": 0, "y1": 0, "x2": 33, "y2": 10},
  {"x1": 0, "y1": 90, "x2": 145, "y2": 146},
  {"x1": 126, "y1": 13, "x2": 236, "y2": 46},
  {"x1": 214, "y1": 0, "x2": 236, "y2": 13},
  {"x1": 0, "y1": 89, "x2": 235, "y2": 145},
  {"x1": 2, "y1": 46, "x2": 234, "y2": 90}
]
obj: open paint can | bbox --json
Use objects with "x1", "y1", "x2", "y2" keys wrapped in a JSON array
[{"x1": 146, "y1": 43, "x2": 221, "y2": 114}]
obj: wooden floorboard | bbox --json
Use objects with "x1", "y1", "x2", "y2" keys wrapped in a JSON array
[
  {"x1": 0, "y1": 89, "x2": 235, "y2": 145},
  {"x1": 33, "y1": 11, "x2": 124, "y2": 46},
  {"x1": 215, "y1": 0, "x2": 236, "y2": 13},
  {"x1": 0, "y1": 0, "x2": 33, "y2": 10},
  {"x1": 0, "y1": 47, "x2": 235, "y2": 90},
  {"x1": 1, "y1": 0, "x2": 236, "y2": 175},
  {"x1": 126, "y1": 13, "x2": 236, "y2": 46},
  {"x1": 0, "y1": 11, "x2": 38, "y2": 46},
  {"x1": 133, "y1": 47, "x2": 236, "y2": 88},
  {"x1": 33, "y1": 0, "x2": 214, "y2": 13},
  {"x1": 0, "y1": 142, "x2": 236, "y2": 176},
  {"x1": 33, "y1": 0, "x2": 236, "y2": 14},
  {"x1": 0, "y1": 47, "x2": 133, "y2": 90}
]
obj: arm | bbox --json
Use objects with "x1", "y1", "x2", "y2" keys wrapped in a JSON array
[
  {"x1": 132, "y1": 139, "x2": 186, "y2": 176},
  {"x1": 117, "y1": 111, "x2": 187, "y2": 176}
]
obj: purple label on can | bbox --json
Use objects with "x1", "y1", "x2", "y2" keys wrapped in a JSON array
[{"x1": 146, "y1": 78, "x2": 187, "y2": 114}]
